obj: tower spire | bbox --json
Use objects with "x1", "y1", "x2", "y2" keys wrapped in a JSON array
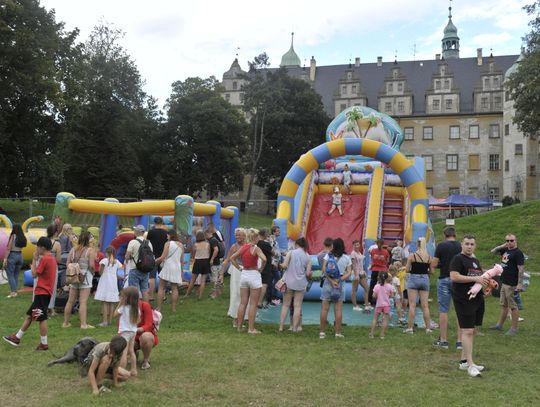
[{"x1": 442, "y1": 0, "x2": 459, "y2": 59}]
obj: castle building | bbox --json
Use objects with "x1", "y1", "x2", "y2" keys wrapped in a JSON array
[{"x1": 222, "y1": 7, "x2": 539, "y2": 201}]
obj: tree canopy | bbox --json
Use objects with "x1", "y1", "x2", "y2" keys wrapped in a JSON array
[{"x1": 506, "y1": 1, "x2": 540, "y2": 136}]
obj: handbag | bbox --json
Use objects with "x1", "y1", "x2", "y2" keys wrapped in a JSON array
[
  {"x1": 65, "y1": 248, "x2": 87, "y2": 285},
  {"x1": 275, "y1": 279, "x2": 287, "y2": 293},
  {"x1": 0, "y1": 269, "x2": 8, "y2": 285}
]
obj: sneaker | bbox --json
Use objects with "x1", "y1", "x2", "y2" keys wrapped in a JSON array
[
  {"x1": 403, "y1": 328, "x2": 414, "y2": 334},
  {"x1": 456, "y1": 341, "x2": 463, "y2": 350},
  {"x1": 335, "y1": 333, "x2": 344, "y2": 338},
  {"x1": 141, "y1": 361, "x2": 151, "y2": 370},
  {"x1": 505, "y1": 329, "x2": 518, "y2": 336},
  {"x1": 271, "y1": 299, "x2": 281, "y2": 305},
  {"x1": 97, "y1": 322, "x2": 109, "y2": 327},
  {"x1": 364, "y1": 305, "x2": 373, "y2": 312},
  {"x1": 489, "y1": 325, "x2": 502, "y2": 331},
  {"x1": 433, "y1": 339, "x2": 449, "y2": 349},
  {"x1": 459, "y1": 362, "x2": 484, "y2": 372},
  {"x1": 319, "y1": 332, "x2": 326, "y2": 339},
  {"x1": 518, "y1": 317, "x2": 524, "y2": 322},
  {"x1": 3, "y1": 334, "x2": 20, "y2": 347},
  {"x1": 353, "y1": 306, "x2": 362, "y2": 311},
  {"x1": 35, "y1": 343, "x2": 49, "y2": 351},
  {"x1": 425, "y1": 328, "x2": 433, "y2": 334},
  {"x1": 467, "y1": 365, "x2": 482, "y2": 377},
  {"x1": 429, "y1": 320, "x2": 439, "y2": 330}
]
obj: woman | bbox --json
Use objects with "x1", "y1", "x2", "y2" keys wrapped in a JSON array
[
  {"x1": 2, "y1": 223, "x2": 27, "y2": 298},
  {"x1": 63, "y1": 231, "x2": 96, "y2": 329},
  {"x1": 156, "y1": 229, "x2": 184, "y2": 312},
  {"x1": 278, "y1": 238, "x2": 312, "y2": 332},
  {"x1": 58, "y1": 223, "x2": 76, "y2": 287},
  {"x1": 319, "y1": 238, "x2": 352, "y2": 338},
  {"x1": 185, "y1": 230, "x2": 211, "y2": 299},
  {"x1": 403, "y1": 237, "x2": 433, "y2": 334},
  {"x1": 220, "y1": 228, "x2": 246, "y2": 327},
  {"x1": 230, "y1": 228, "x2": 267, "y2": 334},
  {"x1": 46, "y1": 224, "x2": 62, "y2": 315}
]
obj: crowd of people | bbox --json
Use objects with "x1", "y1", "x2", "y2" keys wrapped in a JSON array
[{"x1": 0, "y1": 214, "x2": 528, "y2": 390}]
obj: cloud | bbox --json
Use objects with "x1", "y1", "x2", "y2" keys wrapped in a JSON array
[{"x1": 471, "y1": 32, "x2": 514, "y2": 47}]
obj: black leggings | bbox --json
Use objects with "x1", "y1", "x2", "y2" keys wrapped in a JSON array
[{"x1": 369, "y1": 270, "x2": 379, "y2": 305}]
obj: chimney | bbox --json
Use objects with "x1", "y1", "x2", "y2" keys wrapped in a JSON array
[
  {"x1": 477, "y1": 48, "x2": 483, "y2": 66},
  {"x1": 309, "y1": 56, "x2": 316, "y2": 81},
  {"x1": 435, "y1": 54, "x2": 441, "y2": 60},
  {"x1": 377, "y1": 56, "x2": 383, "y2": 67},
  {"x1": 355, "y1": 57, "x2": 360, "y2": 67}
]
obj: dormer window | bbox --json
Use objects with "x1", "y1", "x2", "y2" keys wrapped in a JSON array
[
  {"x1": 444, "y1": 79, "x2": 450, "y2": 90},
  {"x1": 484, "y1": 77, "x2": 489, "y2": 89},
  {"x1": 435, "y1": 80, "x2": 441, "y2": 90},
  {"x1": 397, "y1": 82, "x2": 403, "y2": 92},
  {"x1": 347, "y1": 72, "x2": 352, "y2": 80},
  {"x1": 233, "y1": 81, "x2": 238, "y2": 90},
  {"x1": 392, "y1": 68, "x2": 399, "y2": 79},
  {"x1": 387, "y1": 83, "x2": 393, "y2": 92}
]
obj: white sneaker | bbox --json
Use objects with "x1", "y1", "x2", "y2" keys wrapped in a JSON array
[
  {"x1": 459, "y1": 362, "x2": 484, "y2": 372},
  {"x1": 353, "y1": 306, "x2": 362, "y2": 311},
  {"x1": 467, "y1": 365, "x2": 482, "y2": 377},
  {"x1": 364, "y1": 305, "x2": 373, "y2": 311}
]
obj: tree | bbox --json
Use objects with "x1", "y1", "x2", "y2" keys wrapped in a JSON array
[
  {"x1": 242, "y1": 66, "x2": 329, "y2": 199},
  {"x1": 161, "y1": 77, "x2": 248, "y2": 198},
  {"x1": 506, "y1": 1, "x2": 540, "y2": 136},
  {"x1": 0, "y1": 0, "x2": 79, "y2": 196}
]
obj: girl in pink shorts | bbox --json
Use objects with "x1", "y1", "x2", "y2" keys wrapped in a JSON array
[{"x1": 369, "y1": 272, "x2": 395, "y2": 339}]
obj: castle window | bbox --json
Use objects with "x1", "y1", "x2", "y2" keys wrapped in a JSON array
[
  {"x1": 530, "y1": 165, "x2": 537, "y2": 176},
  {"x1": 489, "y1": 154, "x2": 500, "y2": 171},
  {"x1": 481, "y1": 97, "x2": 489, "y2": 109},
  {"x1": 489, "y1": 124, "x2": 500, "y2": 138},
  {"x1": 422, "y1": 155, "x2": 433, "y2": 171},
  {"x1": 233, "y1": 81, "x2": 238, "y2": 90},
  {"x1": 444, "y1": 79, "x2": 450, "y2": 90},
  {"x1": 397, "y1": 82, "x2": 403, "y2": 92},
  {"x1": 404, "y1": 127, "x2": 414, "y2": 140},
  {"x1": 489, "y1": 187, "x2": 499, "y2": 201},
  {"x1": 504, "y1": 160, "x2": 510, "y2": 172},
  {"x1": 469, "y1": 125, "x2": 479, "y2": 139},
  {"x1": 493, "y1": 77, "x2": 500, "y2": 89},
  {"x1": 515, "y1": 144, "x2": 523, "y2": 155},
  {"x1": 387, "y1": 83, "x2": 393, "y2": 92},
  {"x1": 504, "y1": 124, "x2": 510, "y2": 136},
  {"x1": 398, "y1": 101, "x2": 405, "y2": 113},
  {"x1": 340, "y1": 103, "x2": 347, "y2": 112},
  {"x1": 423, "y1": 127, "x2": 433, "y2": 140},
  {"x1": 484, "y1": 77, "x2": 490, "y2": 89},
  {"x1": 449, "y1": 187, "x2": 460, "y2": 195},
  {"x1": 449, "y1": 126, "x2": 460, "y2": 139},
  {"x1": 352, "y1": 85, "x2": 357, "y2": 94},
  {"x1": 446, "y1": 99, "x2": 453, "y2": 110},
  {"x1": 494, "y1": 96, "x2": 502, "y2": 110},
  {"x1": 435, "y1": 80, "x2": 441, "y2": 90},
  {"x1": 385, "y1": 102, "x2": 392, "y2": 112},
  {"x1": 433, "y1": 99, "x2": 440, "y2": 110},
  {"x1": 342, "y1": 85, "x2": 347, "y2": 95}
]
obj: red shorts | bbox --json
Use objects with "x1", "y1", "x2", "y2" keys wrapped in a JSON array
[{"x1": 375, "y1": 306, "x2": 391, "y2": 315}]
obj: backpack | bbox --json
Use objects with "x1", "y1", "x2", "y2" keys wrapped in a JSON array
[
  {"x1": 213, "y1": 233, "x2": 225, "y2": 259},
  {"x1": 65, "y1": 248, "x2": 87, "y2": 285},
  {"x1": 135, "y1": 239, "x2": 155, "y2": 273},
  {"x1": 152, "y1": 309, "x2": 163, "y2": 331},
  {"x1": 325, "y1": 254, "x2": 340, "y2": 280}
]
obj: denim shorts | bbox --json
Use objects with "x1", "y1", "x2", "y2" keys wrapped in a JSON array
[
  {"x1": 128, "y1": 269, "x2": 149, "y2": 295},
  {"x1": 406, "y1": 274, "x2": 430, "y2": 291},
  {"x1": 320, "y1": 279, "x2": 345, "y2": 302},
  {"x1": 437, "y1": 277, "x2": 453, "y2": 313}
]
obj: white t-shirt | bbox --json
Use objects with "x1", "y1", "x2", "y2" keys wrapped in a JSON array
[
  {"x1": 126, "y1": 237, "x2": 153, "y2": 271},
  {"x1": 323, "y1": 253, "x2": 352, "y2": 276},
  {"x1": 392, "y1": 276, "x2": 400, "y2": 292},
  {"x1": 343, "y1": 170, "x2": 352, "y2": 184},
  {"x1": 117, "y1": 304, "x2": 138, "y2": 334}
]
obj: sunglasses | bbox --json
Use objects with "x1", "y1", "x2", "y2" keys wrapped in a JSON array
[{"x1": 506, "y1": 239, "x2": 515, "y2": 242}]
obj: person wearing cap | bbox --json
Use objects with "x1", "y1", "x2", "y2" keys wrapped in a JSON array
[
  {"x1": 124, "y1": 225, "x2": 153, "y2": 301},
  {"x1": 146, "y1": 217, "x2": 168, "y2": 301}
]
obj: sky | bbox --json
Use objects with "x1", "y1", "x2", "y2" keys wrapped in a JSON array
[{"x1": 40, "y1": 0, "x2": 531, "y2": 109}]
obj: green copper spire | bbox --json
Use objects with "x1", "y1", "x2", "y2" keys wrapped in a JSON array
[
  {"x1": 280, "y1": 32, "x2": 301, "y2": 67},
  {"x1": 442, "y1": 2, "x2": 460, "y2": 59}
]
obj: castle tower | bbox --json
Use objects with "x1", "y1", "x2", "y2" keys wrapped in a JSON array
[
  {"x1": 442, "y1": 4, "x2": 460, "y2": 59},
  {"x1": 280, "y1": 32, "x2": 301, "y2": 68}
]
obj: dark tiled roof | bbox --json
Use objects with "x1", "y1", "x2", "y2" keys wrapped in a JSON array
[{"x1": 284, "y1": 55, "x2": 519, "y2": 117}]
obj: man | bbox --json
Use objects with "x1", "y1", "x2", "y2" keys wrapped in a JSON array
[
  {"x1": 124, "y1": 225, "x2": 153, "y2": 301},
  {"x1": 432, "y1": 227, "x2": 463, "y2": 350},
  {"x1": 489, "y1": 234, "x2": 525, "y2": 336},
  {"x1": 146, "y1": 217, "x2": 168, "y2": 301},
  {"x1": 368, "y1": 238, "x2": 389, "y2": 308},
  {"x1": 449, "y1": 234, "x2": 489, "y2": 377},
  {"x1": 256, "y1": 228, "x2": 274, "y2": 308},
  {"x1": 205, "y1": 228, "x2": 221, "y2": 294},
  {"x1": 268, "y1": 226, "x2": 283, "y2": 306}
]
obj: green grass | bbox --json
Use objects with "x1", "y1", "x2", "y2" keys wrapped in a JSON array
[{"x1": 1, "y1": 201, "x2": 540, "y2": 406}]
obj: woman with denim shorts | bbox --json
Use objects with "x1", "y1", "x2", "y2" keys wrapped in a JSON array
[
  {"x1": 319, "y1": 238, "x2": 352, "y2": 339},
  {"x1": 404, "y1": 237, "x2": 433, "y2": 334},
  {"x1": 2, "y1": 224, "x2": 27, "y2": 298}
]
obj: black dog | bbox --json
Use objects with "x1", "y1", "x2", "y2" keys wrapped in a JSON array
[{"x1": 47, "y1": 337, "x2": 98, "y2": 370}]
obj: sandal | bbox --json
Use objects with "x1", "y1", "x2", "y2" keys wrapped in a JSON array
[
  {"x1": 319, "y1": 332, "x2": 326, "y2": 339},
  {"x1": 248, "y1": 329, "x2": 261, "y2": 335},
  {"x1": 62, "y1": 322, "x2": 71, "y2": 328}
]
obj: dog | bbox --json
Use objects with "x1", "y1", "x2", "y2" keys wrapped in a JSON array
[{"x1": 47, "y1": 337, "x2": 98, "y2": 371}]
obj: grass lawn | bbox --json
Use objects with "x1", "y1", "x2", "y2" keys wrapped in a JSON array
[{"x1": 1, "y1": 202, "x2": 539, "y2": 406}]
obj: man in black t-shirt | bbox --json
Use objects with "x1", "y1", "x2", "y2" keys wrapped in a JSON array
[
  {"x1": 256, "y1": 229, "x2": 273, "y2": 308},
  {"x1": 432, "y1": 227, "x2": 462, "y2": 349},
  {"x1": 146, "y1": 217, "x2": 168, "y2": 300},
  {"x1": 205, "y1": 229, "x2": 221, "y2": 296},
  {"x1": 449, "y1": 234, "x2": 488, "y2": 378},
  {"x1": 489, "y1": 234, "x2": 525, "y2": 336}
]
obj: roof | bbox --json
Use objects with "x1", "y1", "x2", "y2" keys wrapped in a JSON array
[
  {"x1": 280, "y1": 45, "x2": 301, "y2": 67},
  {"x1": 281, "y1": 55, "x2": 518, "y2": 116}
]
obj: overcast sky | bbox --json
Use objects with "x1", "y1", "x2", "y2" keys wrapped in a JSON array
[{"x1": 41, "y1": 0, "x2": 530, "y2": 109}]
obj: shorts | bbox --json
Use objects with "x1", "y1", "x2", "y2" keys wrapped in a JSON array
[
  {"x1": 26, "y1": 294, "x2": 51, "y2": 322},
  {"x1": 128, "y1": 269, "x2": 149, "y2": 294},
  {"x1": 239, "y1": 270, "x2": 262, "y2": 289},
  {"x1": 375, "y1": 306, "x2": 391, "y2": 315},
  {"x1": 120, "y1": 331, "x2": 136, "y2": 343},
  {"x1": 406, "y1": 274, "x2": 430, "y2": 291},
  {"x1": 149, "y1": 265, "x2": 159, "y2": 279},
  {"x1": 320, "y1": 279, "x2": 345, "y2": 302},
  {"x1": 453, "y1": 297, "x2": 484, "y2": 329},
  {"x1": 500, "y1": 284, "x2": 518, "y2": 309},
  {"x1": 192, "y1": 259, "x2": 210, "y2": 275},
  {"x1": 261, "y1": 269, "x2": 273, "y2": 285},
  {"x1": 210, "y1": 265, "x2": 221, "y2": 283},
  {"x1": 437, "y1": 277, "x2": 453, "y2": 313},
  {"x1": 69, "y1": 270, "x2": 93, "y2": 290}
]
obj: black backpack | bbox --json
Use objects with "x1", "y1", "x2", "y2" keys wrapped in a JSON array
[{"x1": 135, "y1": 238, "x2": 156, "y2": 273}]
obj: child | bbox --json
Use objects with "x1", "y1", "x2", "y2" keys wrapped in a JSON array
[
  {"x1": 342, "y1": 164, "x2": 352, "y2": 195},
  {"x1": 350, "y1": 240, "x2": 370, "y2": 311},
  {"x1": 327, "y1": 186, "x2": 344, "y2": 216},
  {"x1": 85, "y1": 335, "x2": 129, "y2": 395},
  {"x1": 369, "y1": 271, "x2": 395, "y2": 339},
  {"x1": 394, "y1": 261, "x2": 408, "y2": 313},
  {"x1": 186, "y1": 230, "x2": 211, "y2": 299},
  {"x1": 391, "y1": 240, "x2": 404, "y2": 264},
  {"x1": 389, "y1": 264, "x2": 405, "y2": 325},
  {"x1": 95, "y1": 246, "x2": 121, "y2": 327},
  {"x1": 115, "y1": 286, "x2": 139, "y2": 377},
  {"x1": 3, "y1": 237, "x2": 56, "y2": 350}
]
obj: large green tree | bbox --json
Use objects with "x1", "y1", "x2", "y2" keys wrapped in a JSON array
[
  {"x1": 0, "y1": 0, "x2": 78, "y2": 196},
  {"x1": 242, "y1": 66, "x2": 329, "y2": 199},
  {"x1": 506, "y1": 1, "x2": 540, "y2": 136},
  {"x1": 63, "y1": 23, "x2": 160, "y2": 197},
  {"x1": 161, "y1": 77, "x2": 248, "y2": 198}
]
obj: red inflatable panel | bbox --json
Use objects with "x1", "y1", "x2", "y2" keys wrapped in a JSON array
[{"x1": 306, "y1": 193, "x2": 367, "y2": 255}]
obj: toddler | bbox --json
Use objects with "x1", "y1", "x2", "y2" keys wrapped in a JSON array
[
  {"x1": 389, "y1": 264, "x2": 405, "y2": 325},
  {"x1": 369, "y1": 272, "x2": 395, "y2": 339},
  {"x1": 327, "y1": 186, "x2": 344, "y2": 216},
  {"x1": 85, "y1": 335, "x2": 129, "y2": 395}
]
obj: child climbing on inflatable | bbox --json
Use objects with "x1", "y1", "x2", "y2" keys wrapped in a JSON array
[
  {"x1": 327, "y1": 186, "x2": 345, "y2": 216},
  {"x1": 342, "y1": 164, "x2": 352, "y2": 195},
  {"x1": 369, "y1": 271, "x2": 395, "y2": 339}
]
